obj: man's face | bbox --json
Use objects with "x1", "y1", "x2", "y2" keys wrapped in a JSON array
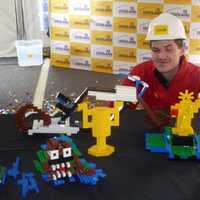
[{"x1": 151, "y1": 40, "x2": 184, "y2": 74}]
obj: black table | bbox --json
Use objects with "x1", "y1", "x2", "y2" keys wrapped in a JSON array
[{"x1": 0, "y1": 109, "x2": 200, "y2": 200}]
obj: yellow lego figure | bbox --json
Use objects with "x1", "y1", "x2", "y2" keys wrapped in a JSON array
[
  {"x1": 171, "y1": 90, "x2": 200, "y2": 136},
  {"x1": 77, "y1": 101, "x2": 123, "y2": 157}
]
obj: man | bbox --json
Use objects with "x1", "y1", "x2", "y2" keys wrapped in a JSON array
[{"x1": 122, "y1": 13, "x2": 200, "y2": 110}]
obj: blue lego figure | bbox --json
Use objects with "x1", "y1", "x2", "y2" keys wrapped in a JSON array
[
  {"x1": 17, "y1": 172, "x2": 39, "y2": 198},
  {"x1": 33, "y1": 135, "x2": 106, "y2": 186},
  {"x1": 7, "y1": 157, "x2": 20, "y2": 180},
  {"x1": 5, "y1": 157, "x2": 39, "y2": 198},
  {"x1": 128, "y1": 75, "x2": 149, "y2": 97}
]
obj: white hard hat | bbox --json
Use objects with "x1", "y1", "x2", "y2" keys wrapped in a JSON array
[{"x1": 145, "y1": 13, "x2": 186, "y2": 41}]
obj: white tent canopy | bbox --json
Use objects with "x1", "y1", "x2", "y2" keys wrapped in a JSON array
[{"x1": 0, "y1": 0, "x2": 49, "y2": 57}]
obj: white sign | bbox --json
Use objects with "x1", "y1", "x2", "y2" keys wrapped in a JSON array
[
  {"x1": 113, "y1": 2, "x2": 137, "y2": 18},
  {"x1": 113, "y1": 33, "x2": 136, "y2": 48},
  {"x1": 92, "y1": 45, "x2": 113, "y2": 59},
  {"x1": 70, "y1": 29, "x2": 90, "y2": 43},
  {"x1": 91, "y1": 16, "x2": 113, "y2": 31},
  {"x1": 51, "y1": 40, "x2": 70, "y2": 55}
]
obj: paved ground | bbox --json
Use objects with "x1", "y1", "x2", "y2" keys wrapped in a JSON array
[{"x1": 0, "y1": 57, "x2": 123, "y2": 111}]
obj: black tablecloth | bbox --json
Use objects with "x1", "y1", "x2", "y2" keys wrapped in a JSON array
[{"x1": 0, "y1": 108, "x2": 200, "y2": 200}]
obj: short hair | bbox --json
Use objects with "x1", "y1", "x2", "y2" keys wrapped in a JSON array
[{"x1": 150, "y1": 39, "x2": 185, "y2": 49}]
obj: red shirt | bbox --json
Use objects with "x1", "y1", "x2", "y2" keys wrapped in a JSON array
[{"x1": 122, "y1": 57, "x2": 200, "y2": 109}]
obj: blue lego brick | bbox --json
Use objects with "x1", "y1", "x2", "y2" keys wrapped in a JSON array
[
  {"x1": 17, "y1": 172, "x2": 39, "y2": 198},
  {"x1": 76, "y1": 173, "x2": 97, "y2": 185},
  {"x1": 53, "y1": 179, "x2": 65, "y2": 186},
  {"x1": 80, "y1": 158, "x2": 96, "y2": 169},
  {"x1": 56, "y1": 135, "x2": 73, "y2": 143},
  {"x1": 7, "y1": 157, "x2": 20, "y2": 180},
  {"x1": 146, "y1": 146, "x2": 168, "y2": 153},
  {"x1": 68, "y1": 176, "x2": 76, "y2": 182},
  {"x1": 163, "y1": 134, "x2": 174, "y2": 159},
  {"x1": 40, "y1": 144, "x2": 47, "y2": 150},
  {"x1": 41, "y1": 173, "x2": 51, "y2": 182},
  {"x1": 95, "y1": 169, "x2": 106, "y2": 178},
  {"x1": 194, "y1": 134, "x2": 200, "y2": 159}
]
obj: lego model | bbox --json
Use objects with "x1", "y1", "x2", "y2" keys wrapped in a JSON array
[
  {"x1": 0, "y1": 135, "x2": 105, "y2": 197},
  {"x1": 77, "y1": 101, "x2": 123, "y2": 157},
  {"x1": 127, "y1": 75, "x2": 172, "y2": 129},
  {"x1": 15, "y1": 79, "x2": 148, "y2": 138},
  {"x1": 171, "y1": 90, "x2": 198, "y2": 136},
  {"x1": 127, "y1": 75, "x2": 149, "y2": 97},
  {"x1": 2, "y1": 157, "x2": 39, "y2": 198},
  {"x1": 77, "y1": 79, "x2": 149, "y2": 157},
  {"x1": 17, "y1": 172, "x2": 39, "y2": 198},
  {"x1": 15, "y1": 78, "x2": 150, "y2": 154},
  {"x1": 87, "y1": 85, "x2": 138, "y2": 102},
  {"x1": 15, "y1": 103, "x2": 79, "y2": 136},
  {"x1": 15, "y1": 88, "x2": 88, "y2": 136},
  {"x1": 145, "y1": 90, "x2": 200, "y2": 159},
  {"x1": 15, "y1": 104, "x2": 51, "y2": 133},
  {"x1": 33, "y1": 135, "x2": 106, "y2": 186}
]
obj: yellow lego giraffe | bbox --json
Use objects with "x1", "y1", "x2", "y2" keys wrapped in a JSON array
[
  {"x1": 77, "y1": 101, "x2": 123, "y2": 157},
  {"x1": 171, "y1": 90, "x2": 200, "y2": 137}
]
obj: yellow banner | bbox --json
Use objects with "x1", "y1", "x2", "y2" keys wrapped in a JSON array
[
  {"x1": 189, "y1": 39, "x2": 200, "y2": 55},
  {"x1": 70, "y1": 16, "x2": 90, "y2": 29},
  {"x1": 137, "y1": 34, "x2": 150, "y2": 50},
  {"x1": 138, "y1": 3, "x2": 163, "y2": 19},
  {"x1": 50, "y1": 0, "x2": 68, "y2": 13},
  {"x1": 70, "y1": 43, "x2": 90, "y2": 57},
  {"x1": 164, "y1": 0, "x2": 191, "y2": 4},
  {"x1": 51, "y1": 53, "x2": 70, "y2": 68},
  {"x1": 191, "y1": 6, "x2": 200, "y2": 22},
  {"x1": 51, "y1": 27, "x2": 69, "y2": 41},
  {"x1": 114, "y1": 17, "x2": 137, "y2": 33},
  {"x1": 49, "y1": 0, "x2": 200, "y2": 73},
  {"x1": 91, "y1": 1, "x2": 112, "y2": 16},
  {"x1": 113, "y1": 47, "x2": 136, "y2": 62},
  {"x1": 91, "y1": 31, "x2": 112, "y2": 46},
  {"x1": 92, "y1": 58, "x2": 113, "y2": 73}
]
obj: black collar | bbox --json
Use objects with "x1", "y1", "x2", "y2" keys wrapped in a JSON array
[{"x1": 154, "y1": 69, "x2": 169, "y2": 88}]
